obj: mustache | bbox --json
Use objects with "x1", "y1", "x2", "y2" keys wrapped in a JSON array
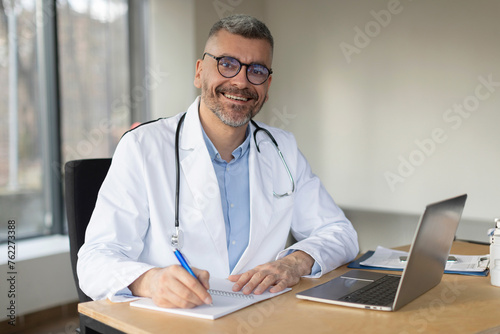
[{"x1": 215, "y1": 86, "x2": 258, "y2": 100}]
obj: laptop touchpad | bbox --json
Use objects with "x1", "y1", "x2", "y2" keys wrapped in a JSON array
[{"x1": 300, "y1": 272, "x2": 375, "y2": 299}]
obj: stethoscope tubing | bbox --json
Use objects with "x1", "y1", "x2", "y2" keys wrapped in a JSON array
[{"x1": 172, "y1": 112, "x2": 294, "y2": 248}]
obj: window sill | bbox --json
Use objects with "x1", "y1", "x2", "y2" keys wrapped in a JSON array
[{"x1": 0, "y1": 234, "x2": 69, "y2": 265}]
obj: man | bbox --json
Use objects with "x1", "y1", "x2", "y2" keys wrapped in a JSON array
[{"x1": 77, "y1": 14, "x2": 358, "y2": 309}]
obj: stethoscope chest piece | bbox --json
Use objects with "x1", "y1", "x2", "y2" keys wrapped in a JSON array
[{"x1": 171, "y1": 227, "x2": 184, "y2": 249}]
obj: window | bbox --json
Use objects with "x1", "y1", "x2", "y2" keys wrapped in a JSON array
[
  {"x1": 58, "y1": 0, "x2": 131, "y2": 163},
  {"x1": 0, "y1": 0, "x2": 49, "y2": 240},
  {"x1": 0, "y1": 0, "x2": 143, "y2": 243}
]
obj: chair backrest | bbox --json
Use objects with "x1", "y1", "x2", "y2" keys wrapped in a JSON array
[{"x1": 65, "y1": 158, "x2": 112, "y2": 302}]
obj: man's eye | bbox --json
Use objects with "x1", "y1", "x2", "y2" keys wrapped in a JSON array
[
  {"x1": 250, "y1": 65, "x2": 267, "y2": 76},
  {"x1": 220, "y1": 58, "x2": 238, "y2": 68}
]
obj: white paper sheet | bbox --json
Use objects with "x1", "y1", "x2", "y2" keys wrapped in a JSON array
[{"x1": 360, "y1": 246, "x2": 489, "y2": 272}]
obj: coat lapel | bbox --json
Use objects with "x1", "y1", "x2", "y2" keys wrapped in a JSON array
[
  {"x1": 231, "y1": 122, "x2": 274, "y2": 274},
  {"x1": 178, "y1": 103, "x2": 229, "y2": 271},
  {"x1": 177, "y1": 104, "x2": 276, "y2": 275}
]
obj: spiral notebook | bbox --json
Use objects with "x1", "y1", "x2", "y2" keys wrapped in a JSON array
[{"x1": 130, "y1": 277, "x2": 291, "y2": 320}]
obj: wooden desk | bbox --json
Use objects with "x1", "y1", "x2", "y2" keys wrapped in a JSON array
[{"x1": 78, "y1": 241, "x2": 500, "y2": 334}]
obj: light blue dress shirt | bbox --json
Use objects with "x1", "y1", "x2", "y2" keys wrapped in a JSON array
[{"x1": 202, "y1": 128, "x2": 251, "y2": 272}]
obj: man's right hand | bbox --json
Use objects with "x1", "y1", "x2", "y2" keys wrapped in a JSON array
[{"x1": 129, "y1": 265, "x2": 212, "y2": 308}]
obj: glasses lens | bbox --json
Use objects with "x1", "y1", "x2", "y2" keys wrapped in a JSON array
[
  {"x1": 215, "y1": 55, "x2": 270, "y2": 85},
  {"x1": 247, "y1": 64, "x2": 269, "y2": 85},
  {"x1": 218, "y1": 57, "x2": 240, "y2": 77}
]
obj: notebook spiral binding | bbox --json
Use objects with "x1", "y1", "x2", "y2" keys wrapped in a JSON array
[{"x1": 208, "y1": 289, "x2": 254, "y2": 299}]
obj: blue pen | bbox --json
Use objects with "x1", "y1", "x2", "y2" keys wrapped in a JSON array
[
  {"x1": 174, "y1": 248, "x2": 213, "y2": 306},
  {"x1": 173, "y1": 248, "x2": 197, "y2": 279}
]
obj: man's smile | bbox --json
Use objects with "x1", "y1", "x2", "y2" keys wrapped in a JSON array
[{"x1": 223, "y1": 93, "x2": 249, "y2": 102}]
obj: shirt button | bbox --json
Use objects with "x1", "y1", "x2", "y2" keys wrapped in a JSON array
[
  {"x1": 232, "y1": 240, "x2": 236, "y2": 245},
  {"x1": 230, "y1": 203, "x2": 234, "y2": 208}
]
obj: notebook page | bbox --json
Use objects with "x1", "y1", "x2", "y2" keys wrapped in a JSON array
[{"x1": 130, "y1": 277, "x2": 291, "y2": 320}]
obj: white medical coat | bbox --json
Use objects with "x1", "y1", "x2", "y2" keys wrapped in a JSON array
[{"x1": 77, "y1": 97, "x2": 359, "y2": 301}]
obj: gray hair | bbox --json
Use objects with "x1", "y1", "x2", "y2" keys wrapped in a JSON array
[{"x1": 208, "y1": 14, "x2": 274, "y2": 51}]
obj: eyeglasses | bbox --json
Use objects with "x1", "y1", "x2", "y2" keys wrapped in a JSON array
[{"x1": 203, "y1": 52, "x2": 272, "y2": 85}]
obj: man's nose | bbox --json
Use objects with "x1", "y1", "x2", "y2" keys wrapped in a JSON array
[{"x1": 230, "y1": 66, "x2": 251, "y2": 87}]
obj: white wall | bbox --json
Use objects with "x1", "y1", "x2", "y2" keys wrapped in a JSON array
[
  {"x1": 263, "y1": 0, "x2": 500, "y2": 223},
  {"x1": 149, "y1": 0, "x2": 197, "y2": 119},
  {"x1": 193, "y1": 0, "x2": 267, "y2": 59},
  {"x1": 0, "y1": 236, "x2": 77, "y2": 321}
]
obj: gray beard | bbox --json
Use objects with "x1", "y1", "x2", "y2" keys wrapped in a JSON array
[
  {"x1": 209, "y1": 103, "x2": 253, "y2": 128},
  {"x1": 201, "y1": 84, "x2": 263, "y2": 128}
]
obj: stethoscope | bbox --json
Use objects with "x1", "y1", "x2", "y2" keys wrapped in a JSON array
[{"x1": 170, "y1": 113, "x2": 295, "y2": 249}]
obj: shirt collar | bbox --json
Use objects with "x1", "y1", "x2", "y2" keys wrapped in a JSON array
[{"x1": 202, "y1": 126, "x2": 251, "y2": 162}]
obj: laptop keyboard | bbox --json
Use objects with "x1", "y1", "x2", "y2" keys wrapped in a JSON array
[{"x1": 338, "y1": 275, "x2": 401, "y2": 306}]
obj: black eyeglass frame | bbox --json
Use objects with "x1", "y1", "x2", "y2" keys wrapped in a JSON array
[{"x1": 203, "y1": 52, "x2": 273, "y2": 85}]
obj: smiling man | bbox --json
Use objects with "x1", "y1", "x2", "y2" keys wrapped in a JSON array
[
  {"x1": 195, "y1": 26, "x2": 273, "y2": 162},
  {"x1": 77, "y1": 14, "x2": 358, "y2": 309}
]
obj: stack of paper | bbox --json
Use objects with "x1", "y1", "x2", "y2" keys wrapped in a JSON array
[{"x1": 348, "y1": 246, "x2": 489, "y2": 276}]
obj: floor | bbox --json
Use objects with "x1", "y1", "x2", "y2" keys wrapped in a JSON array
[
  {"x1": 1, "y1": 302, "x2": 80, "y2": 334},
  {"x1": 22, "y1": 315, "x2": 80, "y2": 334}
]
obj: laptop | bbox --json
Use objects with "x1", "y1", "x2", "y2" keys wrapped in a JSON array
[{"x1": 296, "y1": 194, "x2": 467, "y2": 311}]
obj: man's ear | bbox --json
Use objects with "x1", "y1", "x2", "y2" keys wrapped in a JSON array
[{"x1": 194, "y1": 59, "x2": 203, "y2": 89}]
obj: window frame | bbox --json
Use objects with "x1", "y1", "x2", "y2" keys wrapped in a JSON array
[
  {"x1": 1, "y1": 0, "x2": 149, "y2": 243},
  {"x1": 37, "y1": 0, "x2": 63, "y2": 235}
]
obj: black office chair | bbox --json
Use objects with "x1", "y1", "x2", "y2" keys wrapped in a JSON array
[{"x1": 65, "y1": 158, "x2": 112, "y2": 303}]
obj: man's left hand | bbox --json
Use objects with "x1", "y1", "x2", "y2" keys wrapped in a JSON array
[{"x1": 228, "y1": 250, "x2": 315, "y2": 295}]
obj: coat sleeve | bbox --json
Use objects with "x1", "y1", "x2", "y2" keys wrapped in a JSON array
[
  {"x1": 77, "y1": 132, "x2": 155, "y2": 301},
  {"x1": 276, "y1": 141, "x2": 359, "y2": 277}
]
